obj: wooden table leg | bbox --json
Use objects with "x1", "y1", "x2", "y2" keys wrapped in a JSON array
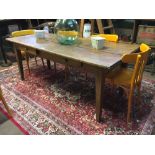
[
  {"x1": 47, "y1": 60, "x2": 51, "y2": 69},
  {"x1": 95, "y1": 71, "x2": 104, "y2": 122},
  {"x1": 65, "y1": 64, "x2": 69, "y2": 80},
  {"x1": 54, "y1": 61, "x2": 56, "y2": 74},
  {"x1": 14, "y1": 45, "x2": 24, "y2": 80}
]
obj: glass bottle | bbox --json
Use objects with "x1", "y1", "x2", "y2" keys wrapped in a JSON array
[{"x1": 54, "y1": 19, "x2": 79, "y2": 45}]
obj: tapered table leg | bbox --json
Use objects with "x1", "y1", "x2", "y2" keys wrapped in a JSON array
[
  {"x1": 65, "y1": 64, "x2": 69, "y2": 81},
  {"x1": 14, "y1": 45, "x2": 24, "y2": 80},
  {"x1": 47, "y1": 60, "x2": 51, "y2": 69},
  {"x1": 54, "y1": 61, "x2": 56, "y2": 74},
  {"x1": 95, "y1": 71, "x2": 104, "y2": 122}
]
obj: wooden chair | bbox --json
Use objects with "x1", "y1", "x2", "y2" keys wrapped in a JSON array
[
  {"x1": 91, "y1": 34, "x2": 118, "y2": 42},
  {"x1": 11, "y1": 30, "x2": 45, "y2": 74},
  {"x1": 107, "y1": 43, "x2": 151, "y2": 123},
  {"x1": 0, "y1": 85, "x2": 12, "y2": 116}
]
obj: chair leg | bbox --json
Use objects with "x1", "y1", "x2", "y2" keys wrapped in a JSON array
[
  {"x1": 41, "y1": 58, "x2": 45, "y2": 67},
  {"x1": 0, "y1": 88, "x2": 12, "y2": 116},
  {"x1": 24, "y1": 52, "x2": 30, "y2": 74},
  {"x1": 137, "y1": 85, "x2": 141, "y2": 104},
  {"x1": 127, "y1": 91, "x2": 133, "y2": 123}
]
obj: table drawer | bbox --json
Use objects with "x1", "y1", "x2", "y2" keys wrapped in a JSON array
[
  {"x1": 15, "y1": 45, "x2": 26, "y2": 51},
  {"x1": 15, "y1": 45, "x2": 37, "y2": 56},
  {"x1": 27, "y1": 48, "x2": 37, "y2": 56},
  {"x1": 38, "y1": 50, "x2": 85, "y2": 69}
]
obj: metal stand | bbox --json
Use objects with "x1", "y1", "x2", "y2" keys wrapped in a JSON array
[
  {"x1": 0, "y1": 48, "x2": 12, "y2": 67},
  {"x1": 151, "y1": 52, "x2": 155, "y2": 75},
  {"x1": 0, "y1": 37, "x2": 12, "y2": 67}
]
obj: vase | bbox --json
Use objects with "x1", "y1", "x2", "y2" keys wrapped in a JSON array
[{"x1": 54, "y1": 19, "x2": 79, "y2": 45}]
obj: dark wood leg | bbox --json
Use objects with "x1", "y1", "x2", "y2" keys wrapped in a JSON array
[
  {"x1": 41, "y1": 58, "x2": 45, "y2": 67},
  {"x1": 35, "y1": 57, "x2": 38, "y2": 65},
  {"x1": 47, "y1": 60, "x2": 51, "y2": 69},
  {"x1": 95, "y1": 71, "x2": 104, "y2": 122},
  {"x1": 24, "y1": 52, "x2": 30, "y2": 74},
  {"x1": 14, "y1": 45, "x2": 24, "y2": 80},
  {"x1": 54, "y1": 61, "x2": 56, "y2": 74},
  {"x1": 85, "y1": 72, "x2": 88, "y2": 80},
  {"x1": 65, "y1": 64, "x2": 69, "y2": 80}
]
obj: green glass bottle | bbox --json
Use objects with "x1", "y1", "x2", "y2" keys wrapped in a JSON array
[{"x1": 54, "y1": 19, "x2": 79, "y2": 45}]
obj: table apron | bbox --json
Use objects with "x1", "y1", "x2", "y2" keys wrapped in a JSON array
[{"x1": 13, "y1": 44, "x2": 109, "y2": 74}]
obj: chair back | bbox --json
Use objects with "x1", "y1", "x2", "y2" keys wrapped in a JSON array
[
  {"x1": 91, "y1": 34, "x2": 118, "y2": 42},
  {"x1": 99, "y1": 34, "x2": 118, "y2": 42},
  {"x1": 122, "y1": 43, "x2": 150, "y2": 90},
  {"x1": 122, "y1": 53, "x2": 141, "y2": 90},
  {"x1": 11, "y1": 29, "x2": 35, "y2": 37},
  {"x1": 137, "y1": 43, "x2": 151, "y2": 85}
]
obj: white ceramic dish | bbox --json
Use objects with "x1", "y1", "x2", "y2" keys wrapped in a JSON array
[
  {"x1": 35, "y1": 30, "x2": 46, "y2": 39},
  {"x1": 91, "y1": 36, "x2": 105, "y2": 49}
]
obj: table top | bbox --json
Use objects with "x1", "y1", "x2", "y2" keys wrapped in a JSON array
[{"x1": 6, "y1": 34, "x2": 139, "y2": 69}]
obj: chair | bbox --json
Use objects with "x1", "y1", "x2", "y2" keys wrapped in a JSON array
[
  {"x1": 91, "y1": 34, "x2": 118, "y2": 42},
  {"x1": 107, "y1": 43, "x2": 151, "y2": 123},
  {"x1": 11, "y1": 30, "x2": 45, "y2": 74},
  {"x1": 0, "y1": 85, "x2": 12, "y2": 116}
]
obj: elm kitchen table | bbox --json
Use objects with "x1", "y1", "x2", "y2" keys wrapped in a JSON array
[{"x1": 6, "y1": 34, "x2": 139, "y2": 122}]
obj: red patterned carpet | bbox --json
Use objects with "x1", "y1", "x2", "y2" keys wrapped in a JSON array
[{"x1": 0, "y1": 60, "x2": 155, "y2": 134}]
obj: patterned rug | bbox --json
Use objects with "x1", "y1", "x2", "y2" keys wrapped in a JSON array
[{"x1": 0, "y1": 60, "x2": 155, "y2": 135}]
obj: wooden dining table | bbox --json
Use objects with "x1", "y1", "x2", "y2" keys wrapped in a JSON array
[{"x1": 6, "y1": 34, "x2": 139, "y2": 122}]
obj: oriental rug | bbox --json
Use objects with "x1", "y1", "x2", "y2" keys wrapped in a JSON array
[{"x1": 0, "y1": 60, "x2": 155, "y2": 134}]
